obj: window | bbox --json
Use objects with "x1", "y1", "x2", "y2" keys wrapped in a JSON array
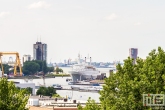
[{"x1": 131, "y1": 50, "x2": 134, "y2": 54}]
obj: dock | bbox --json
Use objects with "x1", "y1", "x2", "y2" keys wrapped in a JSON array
[
  {"x1": 58, "y1": 88, "x2": 100, "y2": 93},
  {"x1": 90, "y1": 80, "x2": 105, "y2": 84},
  {"x1": 67, "y1": 80, "x2": 105, "y2": 86}
]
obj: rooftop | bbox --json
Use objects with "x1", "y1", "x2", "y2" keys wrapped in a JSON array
[{"x1": 29, "y1": 106, "x2": 52, "y2": 110}]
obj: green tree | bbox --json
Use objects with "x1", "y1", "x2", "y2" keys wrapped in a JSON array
[
  {"x1": 52, "y1": 94, "x2": 61, "y2": 98},
  {"x1": 59, "y1": 68, "x2": 63, "y2": 73},
  {"x1": 17, "y1": 87, "x2": 33, "y2": 95},
  {"x1": 23, "y1": 61, "x2": 40, "y2": 75},
  {"x1": 36, "y1": 86, "x2": 56, "y2": 96},
  {"x1": 42, "y1": 60, "x2": 47, "y2": 73},
  {"x1": 100, "y1": 47, "x2": 165, "y2": 110},
  {"x1": 33, "y1": 60, "x2": 47, "y2": 73},
  {"x1": 22, "y1": 69, "x2": 29, "y2": 76},
  {"x1": 23, "y1": 60, "x2": 51, "y2": 75},
  {"x1": 100, "y1": 57, "x2": 145, "y2": 109},
  {"x1": 47, "y1": 67, "x2": 54, "y2": 72},
  {"x1": 36, "y1": 86, "x2": 47, "y2": 95},
  {"x1": 0, "y1": 64, "x2": 11, "y2": 74},
  {"x1": 25, "y1": 87, "x2": 33, "y2": 94},
  {"x1": 32, "y1": 60, "x2": 42, "y2": 71},
  {"x1": 78, "y1": 97, "x2": 101, "y2": 110},
  {"x1": 16, "y1": 66, "x2": 22, "y2": 72},
  {"x1": 55, "y1": 67, "x2": 63, "y2": 74},
  {"x1": 0, "y1": 78, "x2": 29, "y2": 110}
]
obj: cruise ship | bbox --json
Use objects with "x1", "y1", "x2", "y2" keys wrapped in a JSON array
[{"x1": 68, "y1": 54, "x2": 101, "y2": 82}]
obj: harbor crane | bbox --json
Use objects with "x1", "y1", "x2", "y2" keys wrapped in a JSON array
[{"x1": 0, "y1": 52, "x2": 22, "y2": 77}]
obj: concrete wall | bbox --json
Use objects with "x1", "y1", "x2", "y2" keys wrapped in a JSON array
[
  {"x1": 15, "y1": 83, "x2": 35, "y2": 95},
  {"x1": 28, "y1": 99, "x2": 39, "y2": 106}
]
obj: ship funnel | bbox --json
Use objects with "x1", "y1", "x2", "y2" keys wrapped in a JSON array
[{"x1": 85, "y1": 57, "x2": 86, "y2": 63}]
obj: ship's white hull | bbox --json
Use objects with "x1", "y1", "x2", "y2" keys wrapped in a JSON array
[{"x1": 69, "y1": 70, "x2": 100, "y2": 81}]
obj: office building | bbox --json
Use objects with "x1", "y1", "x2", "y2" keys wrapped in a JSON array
[
  {"x1": 129, "y1": 48, "x2": 138, "y2": 64},
  {"x1": 33, "y1": 41, "x2": 47, "y2": 62}
]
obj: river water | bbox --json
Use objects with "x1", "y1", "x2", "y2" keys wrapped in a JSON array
[{"x1": 8, "y1": 67, "x2": 110, "y2": 102}]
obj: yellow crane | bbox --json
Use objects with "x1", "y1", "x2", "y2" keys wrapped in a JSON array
[{"x1": 0, "y1": 52, "x2": 22, "y2": 76}]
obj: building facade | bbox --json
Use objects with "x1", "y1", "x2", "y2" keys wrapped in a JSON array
[
  {"x1": 129, "y1": 48, "x2": 138, "y2": 64},
  {"x1": 22, "y1": 55, "x2": 31, "y2": 63},
  {"x1": 33, "y1": 42, "x2": 47, "y2": 62}
]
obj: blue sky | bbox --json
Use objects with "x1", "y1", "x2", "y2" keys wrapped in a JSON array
[{"x1": 0, "y1": 0, "x2": 165, "y2": 63}]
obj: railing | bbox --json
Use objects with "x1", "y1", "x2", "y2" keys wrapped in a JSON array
[
  {"x1": 39, "y1": 97, "x2": 65, "y2": 101},
  {"x1": 51, "y1": 102, "x2": 101, "y2": 107}
]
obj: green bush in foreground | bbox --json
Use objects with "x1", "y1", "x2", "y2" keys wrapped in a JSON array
[
  {"x1": 78, "y1": 97, "x2": 101, "y2": 110},
  {"x1": 52, "y1": 94, "x2": 62, "y2": 98},
  {"x1": 0, "y1": 78, "x2": 29, "y2": 110}
]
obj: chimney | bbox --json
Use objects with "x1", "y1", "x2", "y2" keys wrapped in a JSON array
[{"x1": 85, "y1": 57, "x2": 86, "y2": 63}]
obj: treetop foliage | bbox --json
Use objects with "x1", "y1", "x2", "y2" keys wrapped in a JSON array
[
  {"x1": 0, "y1": 78, "x2": 29, "y2": 110},
  {"x1": 100, "y1": 46, "x2": 165, "y2": 110},
  {"x1": 78, "y1": 47, "x2": 165, "y2": 110},
  {"x1": 23, "y1": 60, "x2": 54, "y2": 75},
  {"x1": 36, "y1": 86, "x2": 56, "y2": 96},
  {"x1": 78, "y1": 97, "x2": 101, "y2": 110}
]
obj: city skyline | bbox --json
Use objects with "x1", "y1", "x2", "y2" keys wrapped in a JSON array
[{"x1": 0, "y1": 1, "x2": 165, "y2": 62}]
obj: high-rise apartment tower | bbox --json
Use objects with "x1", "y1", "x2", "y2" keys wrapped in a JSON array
[
  {"x1": 33, "y1": 41, "x2": 47, "y2": 62},
  {"x1": 129, "y1": 48, "x2": 138, "y2": 64}
]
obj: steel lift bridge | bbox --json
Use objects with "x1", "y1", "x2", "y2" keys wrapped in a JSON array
[{"x1": 0, "y1": 52, "x2": 22, "y2": 77}]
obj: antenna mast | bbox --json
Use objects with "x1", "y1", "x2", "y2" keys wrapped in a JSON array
[
  {"x1": 78, "y1": 52, "x2": 81, "y2": 64},
  {"x1": 90, "y1": 57, "x2": 91, "y2": 65}
]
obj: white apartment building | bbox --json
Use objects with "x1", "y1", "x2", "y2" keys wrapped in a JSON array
[{"x1": 22, "y1": 55, "x2": 32, "y2": 64}]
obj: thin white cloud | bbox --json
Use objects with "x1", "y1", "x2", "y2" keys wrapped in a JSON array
[
  {"x1": 134, "y1": 22, "x2": 141, "y2": 26},
  {"x1": 28, "y1": 1, "x2": 51, "y2": 9},
  {"x1": 74, "y1": 6, "x2": 85, "y2": 10},
  {"x1": 105, "y1": 13, "x2": 117, "y2": 20},
  {"x1": 0, "y1": 12, "x2": 10, "y2": 18}
]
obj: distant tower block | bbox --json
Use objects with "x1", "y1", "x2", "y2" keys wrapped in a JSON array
[
  {"x1": 129, "y1": 48, "x2": 138, "y2": 64},
  {"x1": 33, "y1": 41, "x2": 47, "y2": 62}
]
